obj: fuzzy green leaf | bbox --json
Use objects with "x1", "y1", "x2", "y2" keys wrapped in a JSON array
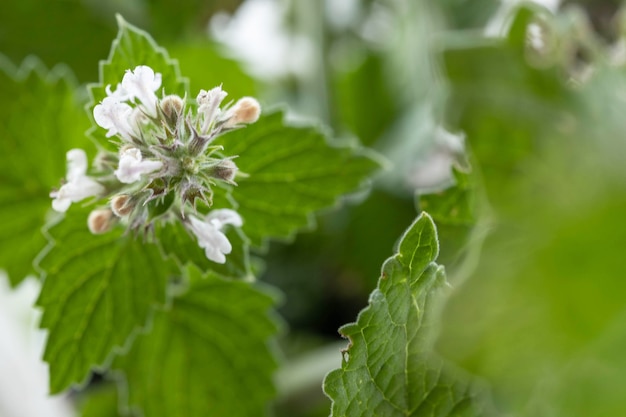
[
  {"x1": 324, "y1": 213, "x2": 494, "y2": 417},
  {"x1": 214, "y1": 110, "x2": 382, "y2": 246},
  {"x1": 0, "y1": 56, "x2": 91, "y2": 286},
  {"x1": 113, "y1": 266, "x2": 280, "y2": 417},
  {"x1": 88, "y1": 15, "x2": 187, "y2": 151},
  {"x1": 36, "y1": 207, "x2": 177, "y2": 393}
]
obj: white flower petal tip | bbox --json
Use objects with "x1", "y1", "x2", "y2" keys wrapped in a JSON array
[
  {"x1": 197, "y1": 86, "x2": 228, "y2": 134},
  {"x1": 93, "y1": 97, "x2": 135, "y2": 140},
  {"x1": 114, "y1": 148, "x2": 163, "y2": 184},
  {"x1": 121, "y1": 65, "x2": 162, "y2": 118},
  {"x1": 50, "y1": 149, "x2": 104, "y2": 213},
  {"x1": 187, "y1": 209, "x2": 243, "y2": 263}
]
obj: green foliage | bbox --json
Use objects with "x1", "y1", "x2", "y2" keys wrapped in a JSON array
[
  {"x1": 214, "y1": 110, "x2": 382, "y2": 246},
  {"x1": 0, "y1": 0, "x2": 116, "y2": 83},
  {"x1": 324, "y1": 213, "x2": 495, "y2": 416},
  {"x1": 113, "y1": 266, "x2": 280, "y2": 417},
  {"x1": 36, "y1": 207, "x2": 177, "y2": 393},
  {"x1": 0, "y1": 57, "x2": 91, "y2": 285},
  {"x1": 436, "y1": 6, "x2": 626, "y2": 415}
]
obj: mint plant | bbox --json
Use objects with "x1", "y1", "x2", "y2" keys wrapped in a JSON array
[{"x1": 3, "y1": 2, "x2": 626, "y2": 417}]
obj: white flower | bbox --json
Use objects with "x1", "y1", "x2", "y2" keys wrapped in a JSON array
[
  {"x1": 121, "y1": 65, "x2": 162, "y2": 118},
  {"x1": 93, "y1": 96, "x2": 136, "y2": 140},
  {"x1": 114, "y1": 148, "x2": 163, "y2": 184},
  {"x1": 105, "y1": 83, "x2": 131, "y2": 102},
  {"x1": 188, "y1": 209, "x2": 243, "y2": 263},
  {"x1": 197, "y1": 86, "x2": 227, "y2": 134},
  {"x1": 50, "y1": 149, "x2": 104, "y2": 213}
]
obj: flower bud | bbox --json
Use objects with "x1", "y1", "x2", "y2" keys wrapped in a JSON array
[
  {"x1": 160, "y1": 95, "x2": 185, "y2": 126},
  {"x1": 88, "y1": 208, "x2": 115, "y2": 234},
  {"x1": 209, "y1": 159, "x2": 238, "y2": 183},
  {"x1": 110, "y1": 194, "x2": 134, "y2": 217},
  {"x1": 224, "y1": 97, "x2": 261, "y2": 127}
]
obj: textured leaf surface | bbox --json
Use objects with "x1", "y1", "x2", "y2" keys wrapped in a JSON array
[
  {"x1": 88, "y1": 15, "x2": 187, "y2": 151},
  {"x1": 324, "y1": 213, "x2": 494, "y2": 416},
  {"x1": 114, "y1": 266, "x2": 279, "y2": 417},
  {"x1": 214, "y1": 110, "x2": 381, "y2": 246},
  {"x1": 37, "y1": 208, "x2": 177, "y2": 393},
  {"x1": 0, "y1": 56, "x2": 91, "y2": 285}
]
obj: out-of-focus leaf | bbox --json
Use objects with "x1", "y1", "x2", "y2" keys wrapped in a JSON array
[
  {"x1": 437, "y1": 6, "x2": 626, "y2": 415},
  {"x1": 0, "y1": 0, "x2": 116, "y2": 82}
]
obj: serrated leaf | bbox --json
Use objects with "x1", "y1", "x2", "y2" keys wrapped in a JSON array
[
  {"x1": 36, "y1": 207, "x2": 177, "y2": 393},
  {"x1": 113, "y1": 266, "x2": 280, "y2": 417},
  {"x1": 214, "y1": 110, "x2": 382, "y2": 246},
  {"x1": 156, "y1": 220, "x2": 252, "y2": 280},
  {"x1": 0, "y1": 56, "x2": 91, "y2": 285},
  {"x1": 88, "y1": 15, "x2": 187, "y2": 151},
  {"x1": 323, "y1": 213, "x2": 495, "y2": 417}
]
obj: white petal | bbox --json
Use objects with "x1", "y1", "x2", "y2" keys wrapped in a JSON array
[
  {"x1": 197, "y1": 86, "x2": 227, "y2": 134},
  {"x1": 188, "y1": 216, "x2": 233, "y2": 263},
  {"x1": 114, "y1": 148, "x2": 162, "y2": 184},
  {"x1": 206, "y1": 209, "x2": 243, "y2": 229},
  {"x1": 51, "y1": 195, "x2": 72, "y2": 213},
  {"x1": 121, "y1": 66, "x2": 162, "y2": 118},
  {"x1": 65, "y1": 149, "x2": 88, "y2": 181},
  {"x1": 93, "y1": 97, "x2": 135, "y2": 139}
]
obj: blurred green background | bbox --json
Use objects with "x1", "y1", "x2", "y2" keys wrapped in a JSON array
[{"x1": 3, "y1": 0, "x2": 626, "y2": 416}]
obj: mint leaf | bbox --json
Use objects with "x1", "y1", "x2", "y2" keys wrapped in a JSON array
[
  {"x1": 324, "y1": 213, "x2": 494, "y2": 416},
  {"x1": 88, "y1": 15, "x2": 188, "y2": 151},
  {"x1": 214, "y1": 110, "x2": 382, "y2": 246},
  {"x1": 36, "y1": 207, "x2": 177, "y2": 393},
  {"x1": 0, "y1": 56, "x2": 91, "y2": 285},
  {"x1": 113, "y1": 266, "x2": 280, "y2": 417}
]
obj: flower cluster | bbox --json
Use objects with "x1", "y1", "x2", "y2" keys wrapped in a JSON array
[{"x1": 50, "y1": 65, "x2": 261, "y2": 263}]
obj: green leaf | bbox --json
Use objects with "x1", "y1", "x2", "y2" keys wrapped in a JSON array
[
  {"x1": 214, "y1": 109, "x2": 382, "y2": 246},
  {"x1": 88, "y1": 15, "x2": 188, "y2": 151},
  {"x1": 323, "y1": 213, "x2": 495, "y2": 416},
  {"x1": 113, "y1": 266, "x2": 280, "y2": 417},
  {"x1": 0, "y1": 56, "x2": 91, "y2": 286},
  {"x1": 80, "y1": 384, "x2": 122, "y2": 417},
  {"x1": 36, "y1": 207, "x2": 177, "y2": 393}
]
